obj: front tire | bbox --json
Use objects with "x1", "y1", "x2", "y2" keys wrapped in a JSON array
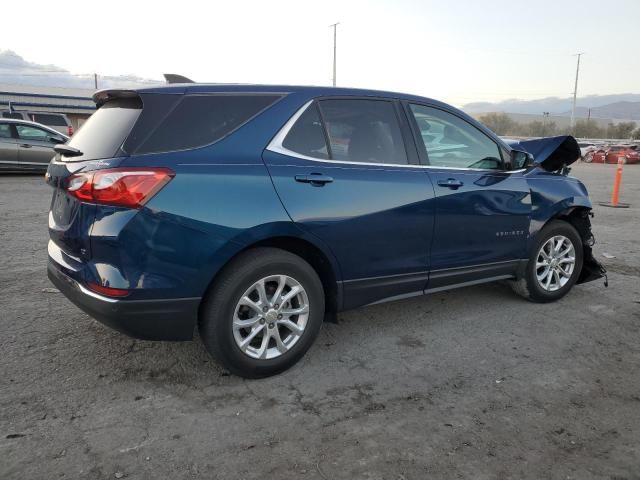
[
  {"x1": 510, "y1": 220, "x2": 583, "y2": 303},
  {"x1": 199, "y1": 247, "x2": 325, "y2": 378}
]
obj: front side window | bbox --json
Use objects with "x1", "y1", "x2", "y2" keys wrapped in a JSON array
[
  {"x1": 16, "y1": 125, "x2": 50, "y2": 141},
  {"x1": 319, "y1": 99, "x2": 408, "y2": 165},
  {"x1": 410, "y1": 104, "x2": 502, "y2": 170}
]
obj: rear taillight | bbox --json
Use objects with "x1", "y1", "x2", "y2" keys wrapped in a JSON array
[
  {"x1": 67, "y1": 125, "x2": 74, "y2": 136},
  {"x1": 66, "y1": 168, "x2": 174, "y2": 208}
]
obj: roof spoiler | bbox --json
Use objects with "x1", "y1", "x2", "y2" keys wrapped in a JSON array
[
  {"x1": 513, "y1": 135, "x2": 581, "y2": 172},
  {"x1": 92, "y1": 89, "x2": 141, "y2": 107},
  {"x1": 164, "y1": 74, "x2": 195, "y2": 84}
]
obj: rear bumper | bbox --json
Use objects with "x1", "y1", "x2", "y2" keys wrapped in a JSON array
[{"x1": 48, "y1": 260, "x2": 200, "y2": 341}]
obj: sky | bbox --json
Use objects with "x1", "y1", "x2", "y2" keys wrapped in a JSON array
[{"x1": 1, "y1": 0, "x2": 639, "y2": 107}]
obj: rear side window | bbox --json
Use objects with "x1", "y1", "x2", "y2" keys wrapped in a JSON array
[
  {"x1": 129, "y1": 94, "x2": 282, "y2": 155},
  {"x1": 63, "y1": 98, "x2": 142, "y2": 162},
  {"x1": 282, "y1": 103, "x2": 329, "y2": 159},
  {"x1": 318, "y1": 99, "x2": 408, "y2": 165},
  {"x1": 2, "y1": 112, "x2": 24, "y2": 119},
  {"x1": 0, "y1": 123, "x2": 12, "y2": 138},
  {"x1": 30, "y1": 113, "x2": 68, "y2": 126}
]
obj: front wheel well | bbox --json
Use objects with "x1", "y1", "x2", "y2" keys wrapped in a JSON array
[{"x1": 550, "y1": 207, "x2": 594, "y2": 244}]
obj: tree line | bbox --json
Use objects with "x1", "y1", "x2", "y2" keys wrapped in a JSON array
[{"x1": 477, "y1": 112, "x2": 640, "y2": 140}]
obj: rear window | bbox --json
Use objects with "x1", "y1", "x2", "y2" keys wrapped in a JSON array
[
  {"x1": 63, "y1": 98, "x2": 142, "y2": 161},
  {"x1": 125, "y1": 94, "x2": 282, "y2": 155},
  {"x1": 30, "y1": 113, "x2": 68, "y2": 126}
]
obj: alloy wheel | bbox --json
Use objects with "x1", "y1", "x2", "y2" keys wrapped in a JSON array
[
  {"x1": 535, "y1": 235, "x2": 576, "y2": 292},
  {"x1": 232, "y1": 275, "x2": 310, "y2": 359}
]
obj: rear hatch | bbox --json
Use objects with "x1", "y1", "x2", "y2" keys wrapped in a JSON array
[{"x1": 46, "y1": 93, "x2": 144, "y2": 260}]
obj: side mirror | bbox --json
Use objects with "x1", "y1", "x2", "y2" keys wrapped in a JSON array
[{"x1": 511, "y1": 150, "x2": 534, "y2": 169}]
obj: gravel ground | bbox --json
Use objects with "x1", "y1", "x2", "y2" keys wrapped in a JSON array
[{"x1": 1, "y1": 163, "x2": 639, "y2": 480}]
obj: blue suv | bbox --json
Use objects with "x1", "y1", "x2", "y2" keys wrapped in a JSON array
[{"x1": 46, "y1": 84, "x2": 605, "y2": 378}]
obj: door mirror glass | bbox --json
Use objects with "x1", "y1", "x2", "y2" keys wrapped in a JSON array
[
  {"x1": 511, "y1": 150, "x2": 534, "y2": 169},
  {"x1": 48, "y1": 135, "x2": 65, "y2": 145}
]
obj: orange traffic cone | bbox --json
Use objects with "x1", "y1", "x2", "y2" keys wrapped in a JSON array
[{"x1": 599, "y1": 156, "x2": 631, "y2": 208}]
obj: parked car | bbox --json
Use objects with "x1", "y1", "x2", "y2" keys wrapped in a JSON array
[
  {"x1": 0, "y1": 119, "x2": 68, "y2": 173},
  {"x1": 1, "y1": 110, "x2": 74, "y2": 136},
  {"x1": 577, "y1": 142, "x2": 596, "y2": 159},
  {"x1": 586, "y1": 144, "x2": 640, "y2": 164},
  {"x1": 46, "y1": 85, "x2": 606, "y2": 378}
]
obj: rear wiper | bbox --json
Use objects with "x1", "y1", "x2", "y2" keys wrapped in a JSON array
[{"x1": 54, "y1": 144, "x2": 83, "y2": 157}]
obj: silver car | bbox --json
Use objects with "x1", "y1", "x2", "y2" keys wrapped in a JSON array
[
  {"x1": 1, "y1": 110, "x2": 73, "y2": 136},
  {"x1": 0, "y1": 119, "x2": 68, "y2": 173}
]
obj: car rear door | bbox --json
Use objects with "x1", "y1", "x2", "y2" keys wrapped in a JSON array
[
  {"x1": 264, "y1": 97, "x2": 435, "y2": 309},
  {"x1": 15, "y1": 124, "x2": 60, "y2": 167},
  {"x1": 0, "y1": 122, "x2": 19, "y2": 169},
  {"x1": 405, "y1": 103, "x2": 531, "y2": 290}
]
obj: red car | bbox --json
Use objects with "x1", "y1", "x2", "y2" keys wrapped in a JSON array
[{"x1": 585, "y1": 145, "x2": 640, "y2": 164}]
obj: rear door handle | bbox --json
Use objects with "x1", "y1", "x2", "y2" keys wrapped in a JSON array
[
  {"x1": 295, "y1": 174, "x2": 334, "y2": 186},
  {"x1": 437, "y1": 178, "x2": 464, "y2": 189},
  {"x1": 19, "y1": 144, "x2": 32, "y2": 148}
]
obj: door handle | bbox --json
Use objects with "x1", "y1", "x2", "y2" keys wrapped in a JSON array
[
  {"x1": 19, "y1": 144, "x2": 33, "y2": 148},
  {"x1": 295, "y1": 174, "x2": 334, "y2": 186},
  {"x1": 437, "y1": 178, "x2": 464, "y2": 189}
]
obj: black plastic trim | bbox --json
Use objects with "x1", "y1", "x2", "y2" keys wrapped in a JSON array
[{"x1": 48, "y1": 261, "x2": 200, "y2": 341}]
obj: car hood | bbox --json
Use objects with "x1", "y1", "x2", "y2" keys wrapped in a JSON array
[{"x1": 507, "y1": 135, "x2": 581, "y2": 171}]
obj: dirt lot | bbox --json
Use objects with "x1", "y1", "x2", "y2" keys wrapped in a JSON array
[{"x1": 1, "y1": 163, "x2": 639, "y2": 479}]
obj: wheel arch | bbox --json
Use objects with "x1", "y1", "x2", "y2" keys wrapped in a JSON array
[
  {"x1": 532, "y1": 205, "x2": 605, "y2": 285},
  {"x1": 198, "y1": 231, "x2": 343, "y2": 326}
]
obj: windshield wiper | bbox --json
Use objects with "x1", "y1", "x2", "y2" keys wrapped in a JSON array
[{"x1": 54, "y1": 144, "x2": 83, "y2": 157}]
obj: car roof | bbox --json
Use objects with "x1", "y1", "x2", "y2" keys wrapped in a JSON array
[
  {"x1": 0, "y1": 118, "x2": 69, "y2": 138},
  {"x1": 108, "y1": 83, "x2": 449, "y2": 106}
]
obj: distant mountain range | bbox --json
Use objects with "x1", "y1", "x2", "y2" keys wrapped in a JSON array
[
  {"x1": 2, "y1": 49, "x2": 639, "y2": 121},
  {"x1": 0, "y1": 50, "x2": 161, "y2": 90},
  {"x1": 463, "y1": 95, "x2": 640, "y2": 121}
]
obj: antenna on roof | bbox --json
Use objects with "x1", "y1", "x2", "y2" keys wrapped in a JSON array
[{"x1": 163, "y1": 74, "x2": 195, "y2": 84}]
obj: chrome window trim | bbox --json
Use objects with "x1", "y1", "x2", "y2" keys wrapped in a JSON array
[{"x1": 266, "y1": 101, "x2": 524, "y2": 174}]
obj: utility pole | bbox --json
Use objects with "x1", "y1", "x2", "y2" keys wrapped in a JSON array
[
  {"x1": 570, "y1": 53, "x2": 584, "y2": 131},
  {"x1": 330, "y1": 22, "x2": 339, "y2": 87},
  {"x1": 94, "y1": 73, "x2": 98, "y2": 90},
  {"x1": 543, "y1": 111, "x2": 550, "y2": 136}
]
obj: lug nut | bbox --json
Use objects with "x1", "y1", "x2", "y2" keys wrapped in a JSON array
[
  {"x1": 259, "y1": 318, "x2": 265, "y2": 324},
  {"x1": 262, "y1": 306, "x2": 268, "y2": 313},
  {"x1": 268, "y1": 322, "x2": 275, "y2": 329},
  {"x1": 274, "y1": 304, "x2": 279, "y2": 309}
]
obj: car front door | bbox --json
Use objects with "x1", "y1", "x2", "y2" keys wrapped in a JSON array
[
  {"x1": 0, "y1": 122, "x2": 19, "y2": 170},
  {"x1": 406, "y1": 103, "x2": 531, "y2": 291},
  {"x1": 264, "y1": 98, "x2": 435, "y2": 309},
  {"x1": 15, "y1": 124, "x2": 61, "y2": 168}
]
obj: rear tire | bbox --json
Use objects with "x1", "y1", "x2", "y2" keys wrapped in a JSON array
[
  {"x1": 199, "y1": 247, "x2": 325, "y2": 378},
  {"x1": 510, "y1": 220, "x2": 583, "y2": 303}
]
